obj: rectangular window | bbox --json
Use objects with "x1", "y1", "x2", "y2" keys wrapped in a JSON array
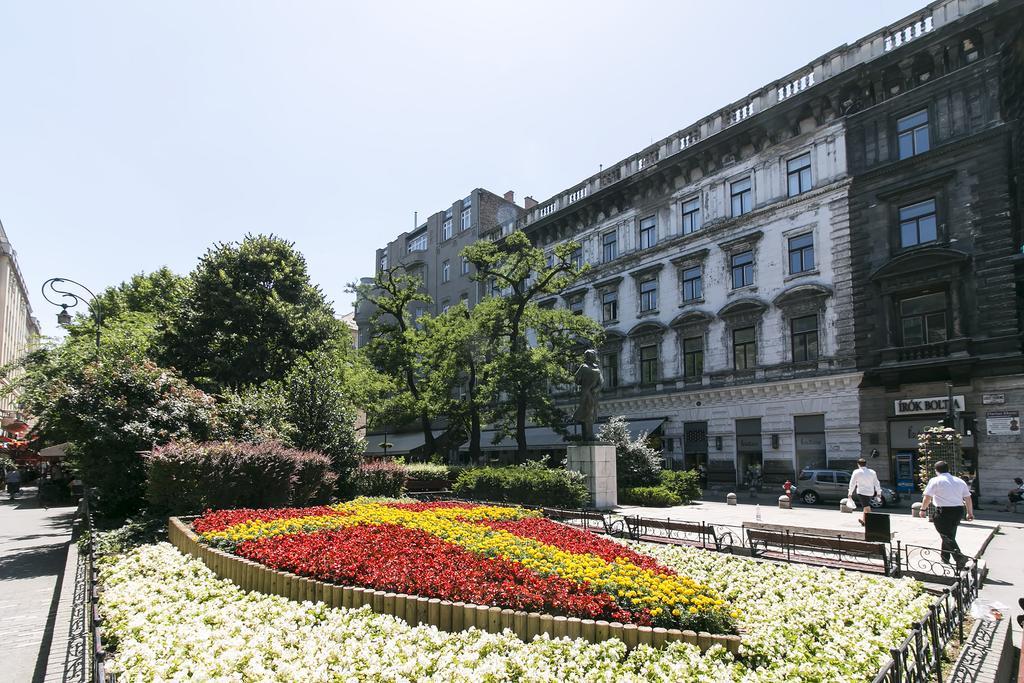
[
  {"x1": 791, "y1": 314, "x2": 819, "y2": 362},
  {"x1": 683, "y1": 336, "x2": 704, "y2": 378},
  {"x1": 569, "y1": 297, "x2": 584, "y2": 315},
  {"x1": 639, "y1": 344, "x2": 659, "y2": 384},
  {"x1": 379, "y1": 254, "x2": 389, "y2": 271},
  {"x1": 442, "y1": 219, "x2": 453, "y2": 241},
  {"x1": 571, "y1": 248, "x2": 583, "y2": 269},
  {"x1": 788, "y1": 233, "x2": 815, "y2": 274},
  {"x1": 441, "y1": 260, "x2": 450, "y2": 283},
  {"x1": 460, "y1": 292, "x2": 469, "y2": 304},
  {"x1": 441, "y1": 301, "x2": 450, "y2": 314},
  {"x1": 601, "y1": 352, "x2": 619, "y2": 389},
  {"x1": 731, "y1": 250, "x2": 754, "y2": 289},
  {"x1": 461, "y1": 208, "x2": 471, "y2": 231},
  {"x1": 899, "y1": 292, "x2": 947, "y2": 346},
  {"x1": 787, "y1": 153, "x2": 812, "y2": 197},
  {"x1": 730, "y1": 177, "x2": 752, "y2": 216},
  {"x1": 733, "y1": 326, "x2": 757, "y2": 369},
  {"x1": 897, "y1": 110, "x2": 930, "y2": 159},
  {"x1": 899, "y1": 199, "x2": 938, "y2": 247},
  {"x1": 602, "y1": 231, "x2": 618, "y2": 262},
  {"x1": 794, "y1": 414, "x2": 826, "y2": 473},
  {"x1": 639, "y1": 278, "x2": 658, "y2": 312},
  {"x1": 681, "y1": 197, "x2": 702, "y2": 234},
  {"x1": 601, "y1": 290, "x2": 618, "y2": 322},
  {"x1": 461, "y1": 256, "x2": 470, "y2": 275},
  {"x1": 639, "y1": 216, "x2": 657, "y2": 249},
  {"x1": 681, "y1": 265, "x2": 703, "y2": 301},
  {"x1": 407, "y1": 233, "x2": 427, "y2": 252}
]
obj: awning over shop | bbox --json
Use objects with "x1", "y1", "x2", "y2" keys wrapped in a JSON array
[
  {"x1": 464, "y1": 418, "x2": 666, "y2": 452},
  {"x1": 364, "y1": 430, "x2": 448, "y2": 456},
  {"x1": 39, "y1": 443, "x2": 69, "y2": 459}
]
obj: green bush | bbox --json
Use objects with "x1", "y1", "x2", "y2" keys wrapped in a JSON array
[
  {"x1": 351, "y1": 460, "x2": 407, "y2": 498},
  {"x1": 660, "y1": 470, "x2": 701, "y2": 504},
  {"x1": 404, "y1": 463, "x2": 450, "y2": 482},
  {"x1": 452, "y1": 464, "x2": 589, "y2": 508},
  {"x1": 598, "y1": 416, "x2": 662, "y2": 488},
  {"x1": 619, "y1": 485, "x2": 682, "y2": 507},
  {"x1": 146, "y1": 440, "x2": 336, "y2": 514}
]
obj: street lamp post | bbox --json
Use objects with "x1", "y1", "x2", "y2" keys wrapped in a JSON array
[{"x1": 41, "y1": 278, "x2": 102, "y2": 352}]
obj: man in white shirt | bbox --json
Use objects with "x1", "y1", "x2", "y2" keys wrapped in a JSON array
[
  {"x1": 920, "y1": 460, "x2": 974, "y2": 568},
  {"x1": 848, "y1": 457, "x2": 881, "y2": 527}
]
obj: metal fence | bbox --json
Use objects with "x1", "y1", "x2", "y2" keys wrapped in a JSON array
[
  {"x1": 871, "y1": 565, "x2": 979, "y2": 683},
  {"x1": 81, "y1": 495, "x2": 116, "y2": 683}
]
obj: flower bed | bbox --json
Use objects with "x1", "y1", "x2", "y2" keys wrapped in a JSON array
[
  {"x1": 191, "y1": 501, "x2": 735, "y2": 633},
  {"x1": 99, "y1": 541, "x2": 933, "y2": 681}
]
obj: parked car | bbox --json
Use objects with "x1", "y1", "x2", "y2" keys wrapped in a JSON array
[{"x1": 796, "y1": 469, "x2": 900, "y2": 507}]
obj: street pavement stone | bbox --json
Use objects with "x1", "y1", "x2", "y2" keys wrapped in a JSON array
[{"x1": 0, "y1": 487, "x2": 77, "y2": 683}]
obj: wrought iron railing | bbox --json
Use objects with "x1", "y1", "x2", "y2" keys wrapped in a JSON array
[
  {"x1": 871, "y1": 566, "x2": 978, "y2": 683},
  {"x1": 81, "y1": 495, "x2": 116, "y2": 683}
]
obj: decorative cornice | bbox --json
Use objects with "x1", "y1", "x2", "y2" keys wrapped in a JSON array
[
  {"x1": 628, "y1": 262, "x2": 665, "y2": 280},
  {"x1": 773, "y1": 282, "x2": 834, "y2": 308},
  {"x1": 718, "y1": 230, "x2": 764, "y2": 253},
  {"x1": 627, "y1": 321, "x2": 668, "y2": 338},
  {"x1": 669, "y1": 248, "x2": 710, "y2": 267},
  {"x1": 868, "y1": 246, "x2": 970, "y2": 282},
  {"x1": 669, "y1": 310, "x2": 714, "y2": 328},
  {"x1": 718, "y1": 297, "x2": 769, "y2": 319},
  {"x1": 561, "y1": 286, "x2": 588, "y2": 300},
  {"x1": 592, "y1": 275, "x2": 624, "y2": 290}
]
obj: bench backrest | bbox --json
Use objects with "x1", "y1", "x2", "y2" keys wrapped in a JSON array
[
  {"x1": 747, "y1": 529, "x2": 886, "y2": 556},
  {"x1": 628, "y1": 517, "x2": 706, "y2": 536}
]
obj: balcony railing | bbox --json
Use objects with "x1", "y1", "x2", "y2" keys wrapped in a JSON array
[{"x1": 880, "y1": 338, "x2": 970, "y2": 364}]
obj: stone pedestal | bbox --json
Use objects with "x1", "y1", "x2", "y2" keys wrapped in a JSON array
[{"x1": 566, "y1": 443, "x2": 617, "y2": 509}]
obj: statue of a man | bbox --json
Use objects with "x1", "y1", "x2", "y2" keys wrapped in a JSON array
[{"x1": 572, "y1": 349, "x2": 603, "y2": 441}]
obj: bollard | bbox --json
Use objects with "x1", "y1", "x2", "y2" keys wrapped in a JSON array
[
  {"x1": 840, "y1": 497, "x2": 853, "y2": 513},
  {"x1": 778, "y1": 494, "x2": 791, "y2": 510},
  {"x1": 726, "y1": 492, "x2": 737, "y2": 506},
  {"x1": 911, "y1": 502, "x2": 923, "y2": 518}
]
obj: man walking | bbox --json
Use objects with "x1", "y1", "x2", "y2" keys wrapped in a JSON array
[
  {"x1": 920, "y1": 460, "x2": 974, "y2": 568},
  {"x1": 848, "y1": 457, "x2": 881, "y2": 527}
]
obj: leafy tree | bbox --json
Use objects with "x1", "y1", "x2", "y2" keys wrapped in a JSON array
[
  {"x1": 15, "y1": 351, "x2": 217, "y2": 516},
  {"x1": 280, "y1": 346, "x2": 366, "y2": 489},
  {"x1": 91, "y1": 267, "x2": 189, "y2": 321},
  {"x1": 349, "y1": 267, "x2": 438, "y2": 456},
  {"x1": 598, "y1": 416, "x2": 662, "y2": 488},
  {"x1": 463, "y1": 231, "x2": 603, "y2": 461},
  {"x1": 163, "y1": 234, "x2": 343, "y2": 391},
  {"x1": 418, "y1": 303, "x2": 489, "y2": 461}
]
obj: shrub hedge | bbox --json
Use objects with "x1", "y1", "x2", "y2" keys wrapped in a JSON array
[
  {"x1": 352, "y1": 460, "x2": 407, "y2": 498},
  {"x1": 618, "y1": 485, "x2": 682, "y2": 507},
  {"x1": 146, "y1": 440, "x2": 336, "y2": 514},
  {"x1": 452, "y1": 465, "x2": 588, "y2": 508},
  {"x1": 659, "y1": 470, "x2": 702, "y2": 504}
]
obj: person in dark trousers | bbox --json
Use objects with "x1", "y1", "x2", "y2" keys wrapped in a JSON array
[
  {"x1": 920, "y1": 460, "x2": 974, "y2": 568},
  {"x1": 963, "y1": 472, "x2": 980, "y2": 510}
]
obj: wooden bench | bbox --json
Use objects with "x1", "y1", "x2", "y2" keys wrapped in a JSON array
[
  {"x1": 541, "y1": 508, "x2": 625, "y2": 537},
  {"x1": 746, "y1": 528, "x2": 891, "y2": 575},
  {"x1": 624, "y1": 517, "x2": 737, "y2": 552}
]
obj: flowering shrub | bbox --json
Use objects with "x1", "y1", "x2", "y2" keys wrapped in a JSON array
[
  {"x1": 619, "y1": 485, "x2": 682, "y2": 507},
  {"x1": 99, "y1": 542, "x2": 931, "y2": 682},
  {"x1": 146, "y1": 440, "x2": 336, "y2": 513},
  {"x1": 351, "y1": 459, "x2": 407, "y2": 498},
  {"x1": 916, "y1": 426, "x2": 963, "y2": 490},
  {"x1": 193, "y1": 501, "x2": 734, "y2": 632}
]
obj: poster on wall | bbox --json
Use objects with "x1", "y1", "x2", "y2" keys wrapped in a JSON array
[{"x1": 986, "y1": 410, "x2": 1021, "y2": 436}]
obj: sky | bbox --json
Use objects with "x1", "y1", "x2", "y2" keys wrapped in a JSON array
[{"x1": 0, "y1": 0, "x2": 929, "y2": 339}]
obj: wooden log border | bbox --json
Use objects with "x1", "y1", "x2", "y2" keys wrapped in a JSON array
[{"x1": 168, "y1": 516, "x2": 740, "y2": 654}]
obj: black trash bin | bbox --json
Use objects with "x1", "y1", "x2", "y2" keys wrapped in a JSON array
[{"x1": 864, "y1": 511, "x2": 891, "y2": 542}]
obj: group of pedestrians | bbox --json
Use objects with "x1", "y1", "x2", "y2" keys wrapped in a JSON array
[{"x1": 846, "y1": 458, "x2": 975, "y2": 568}]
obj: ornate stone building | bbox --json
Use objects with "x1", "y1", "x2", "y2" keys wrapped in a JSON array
[
  {"x1": 0, "y1": 219, "x2": 41, "y2": 423},
  {"x1": 358, "y1": 0, "x2": 1024, "y2": 485}
]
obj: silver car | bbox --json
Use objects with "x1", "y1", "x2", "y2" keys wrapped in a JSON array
[{"x1": 796, "y1": 469, "x2": 900, "y2": 507}]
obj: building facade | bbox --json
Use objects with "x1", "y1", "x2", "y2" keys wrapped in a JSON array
[
  {"x1": 355, "y1": 189, "x2": 522, "y2": 348},
  {"x1": 0, "y1": 219, "x2": 41, "y2": 422},
  {"x1": 357, "y1": 0, "x2": 1024, "y2": 486},
  {"x1": 844, "y1": 1, "x2": 1024, "y2": 495}
]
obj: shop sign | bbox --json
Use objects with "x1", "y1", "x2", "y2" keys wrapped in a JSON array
[
  {"x1": 736, "y1": 435, "x2": 761, "y2": 450},
  {"x1": 986, "y1": 410, "x2": 1021, "y2": 436},
  {"x1": 982, "y1": 393, "x2": 1006, "y2": 405},
  {"x1": 893, "y1": 395, "x2": 965, "y2": 416},
  {"x1": 795, "y1": 434, "x2": 825, "y2": 449}
]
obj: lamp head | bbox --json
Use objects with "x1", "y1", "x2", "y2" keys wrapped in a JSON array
[{"x1": 57, "y1": 306, "x2": 72, "y2": 326}]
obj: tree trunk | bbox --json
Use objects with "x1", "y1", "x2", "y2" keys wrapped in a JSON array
[
  {"x1": 515, "y1": 393, "x2": 528, "y2": 464},
  {"x1": 468, "y1": 358, "x2": 481, "y2": 463},
  {"x1": 420, "y1": 412, "x2": 436, "y2": 456}
]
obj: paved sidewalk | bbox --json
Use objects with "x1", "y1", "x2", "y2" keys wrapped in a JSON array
[{"x1": 0, "y1": 487, "x2": 78, "y2": 683}]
